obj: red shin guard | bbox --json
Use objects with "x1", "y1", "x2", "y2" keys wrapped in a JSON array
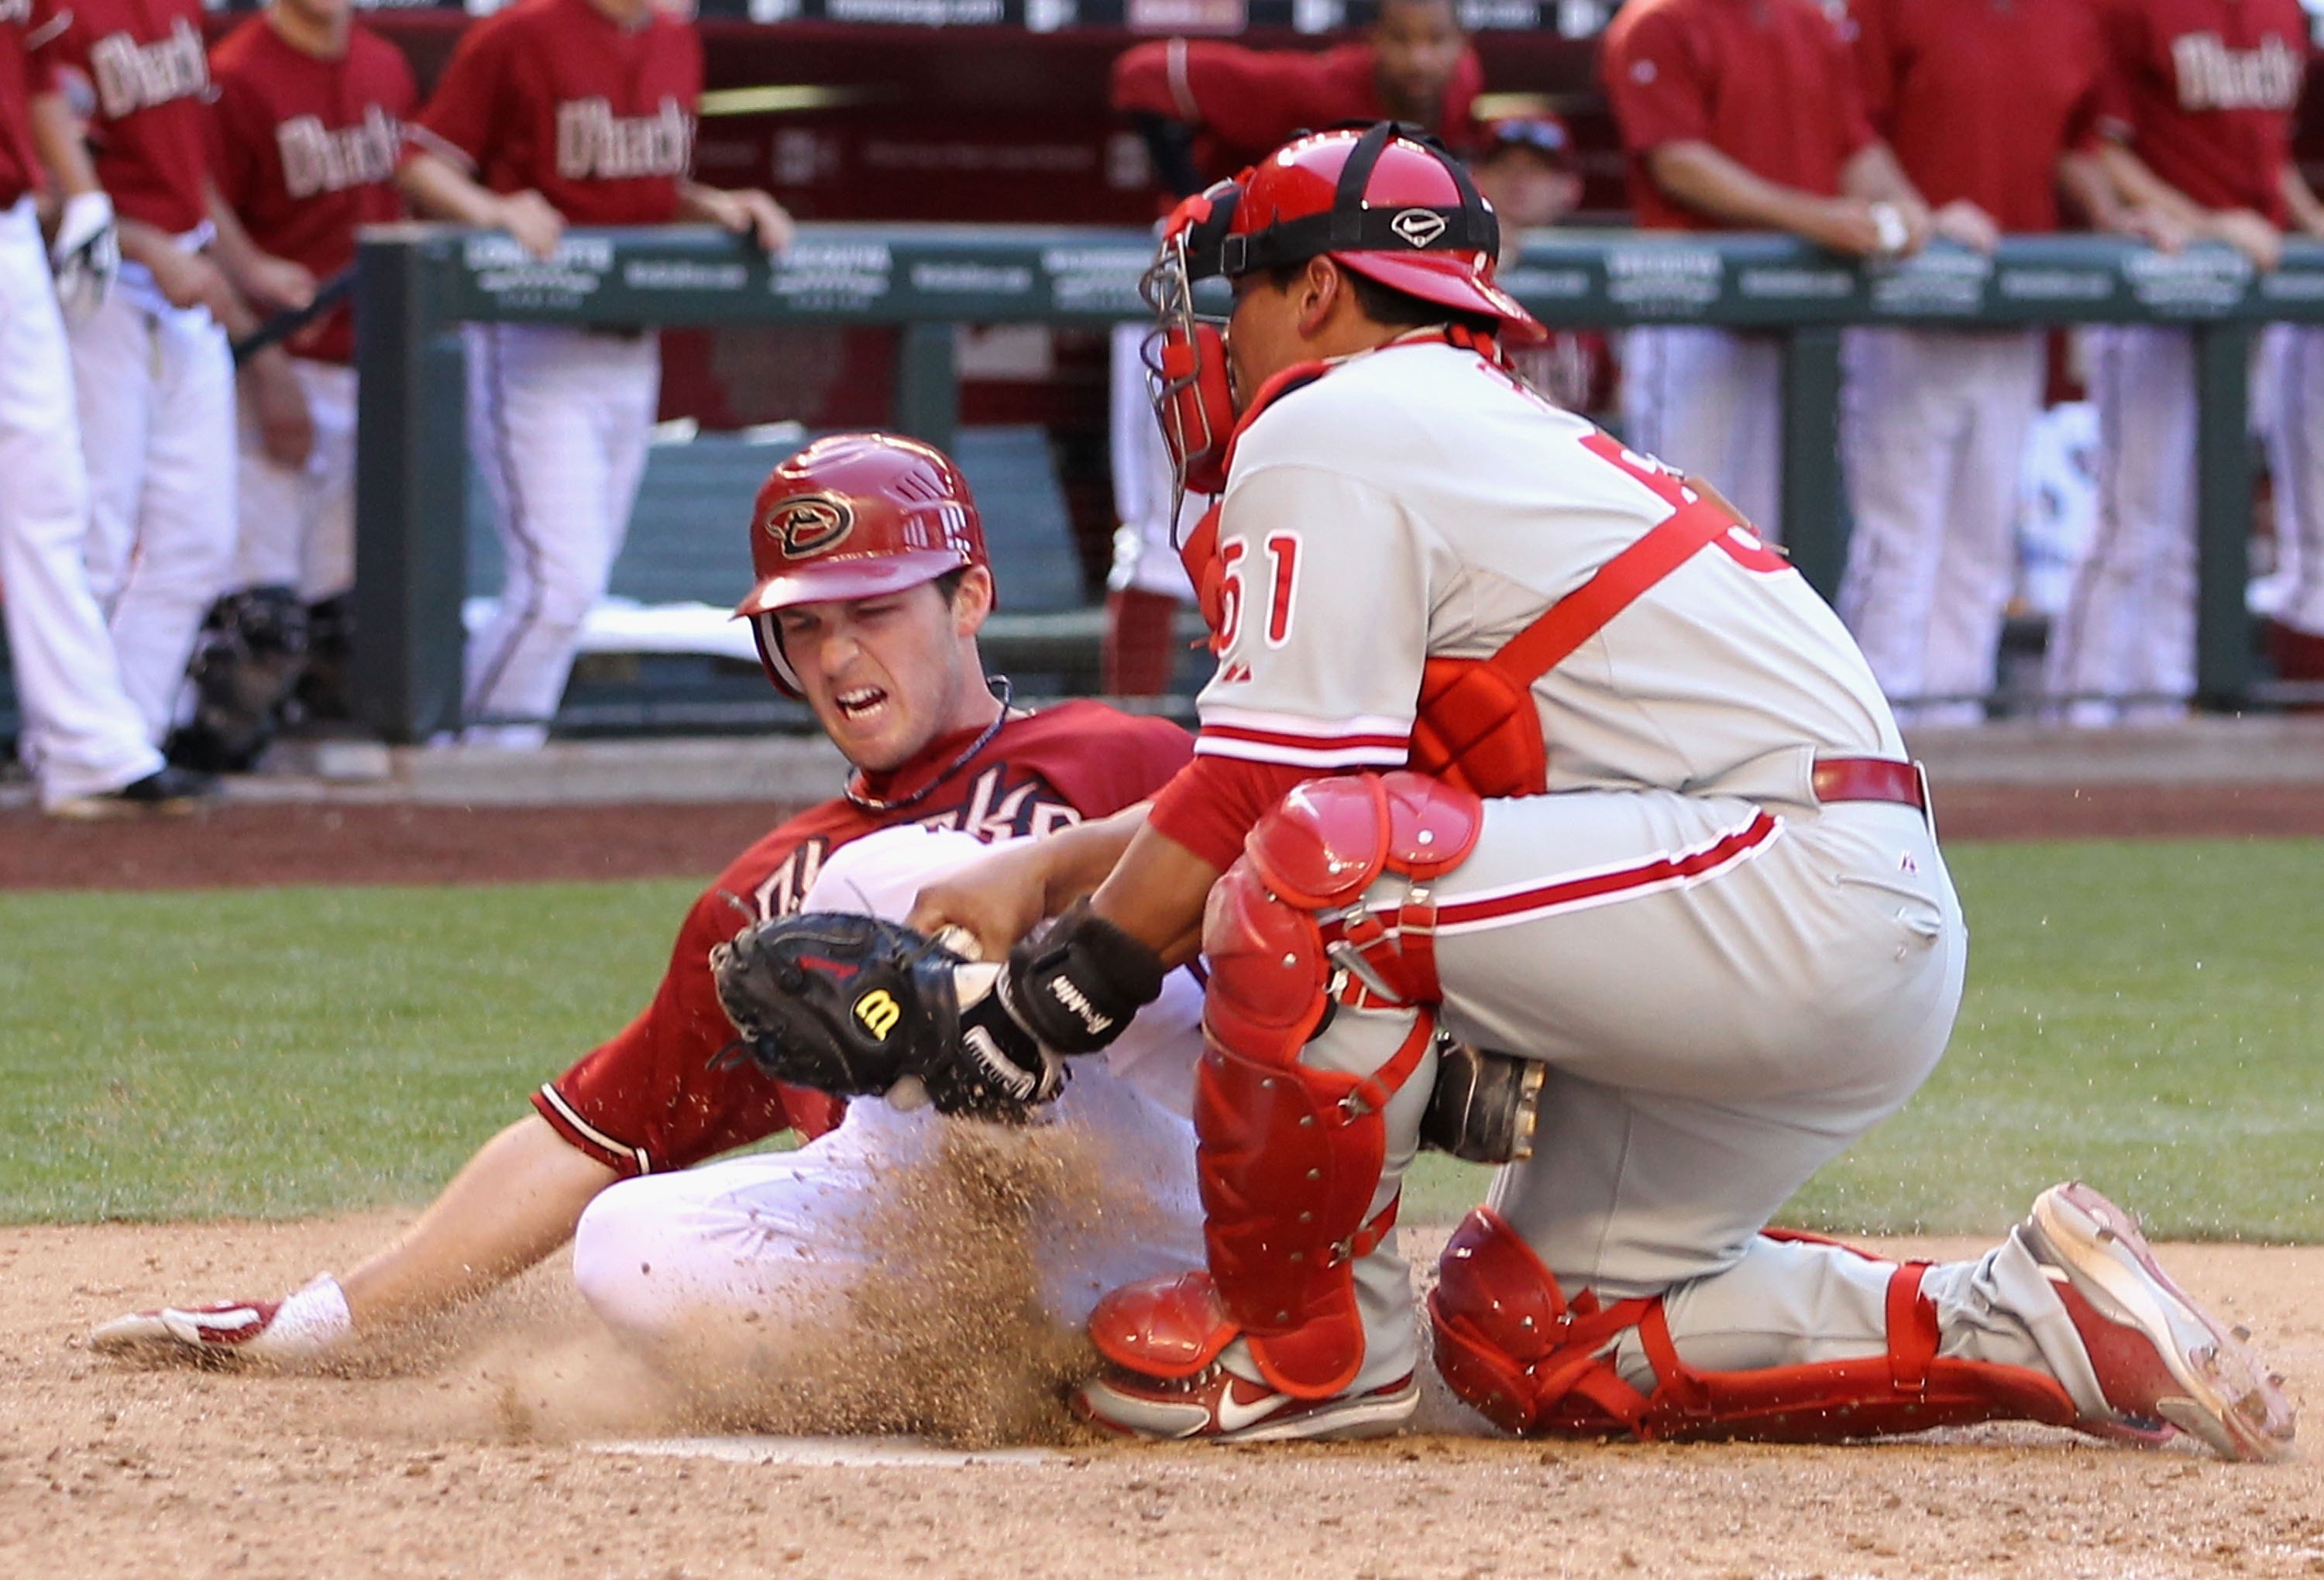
[{"x1": 1428, "y1": 1207, "x2": 2080, "y2": 1442}]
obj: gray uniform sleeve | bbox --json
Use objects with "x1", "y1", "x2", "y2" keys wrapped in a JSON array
[{"x1": 1191, "y1": 462, "x2": 1439, "y2": 771}]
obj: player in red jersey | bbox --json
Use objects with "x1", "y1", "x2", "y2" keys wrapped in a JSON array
[
  {"x1": 171, "y1": 0, "x2": 416, "y2": 761},
  {"x1": 2044, "y1": 0, "x2": 2315, "y2": 722},
  {"x1": 1102, "y1": 0, "x2": 1485, "y2": 696},
  {"x1": 1838, "y1": 0, "x2": 2142, "y2": 726},
  {"x1": 1112, "y1": 0, "x2": 1483, "y2": 184},
  {"x1": 90, "y1": 434, "x2": 1199, "y2": 1362},
  {"x1": 399, "y1": 0, "x2": 794, "y2": 749},
  {"x1": 1600, "y1": 0, "x2": 1934, "y2": 543},
  {"x1": 26, "y1": 0, "x2": 308, "y2": 775},
  {"x1": 2, "y1": 0, "x2": 205, "y2": 817}
]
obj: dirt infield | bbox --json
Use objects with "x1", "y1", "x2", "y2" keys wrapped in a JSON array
[
  {"x1": 6, "y1": 780, "x2": 2318, "y2": 1573},
  {"x1": 4, "y1": 780, "x2": 2322, "y2": 891},
  {"x1": 5, "y1": 1215, "x2": 2316, "y2": 1580}
]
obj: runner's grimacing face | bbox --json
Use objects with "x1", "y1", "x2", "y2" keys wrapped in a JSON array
[{"x1": 775, "y1": 572, "x2": 990, "y2": 774}]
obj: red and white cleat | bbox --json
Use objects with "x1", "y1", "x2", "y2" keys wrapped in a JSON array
[
  {"x1": 1076, "y1": 1355, "x2": 1420, "y2": 1443},
  {"x1": 2023, "y1": 1181, "x2": 2295, "y2": 1462}
]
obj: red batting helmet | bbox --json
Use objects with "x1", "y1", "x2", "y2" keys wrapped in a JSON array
[
  {"x1": 734, "y1": 432, "x2": 988, "y2": 695},
  {"x1": 1212, "y1": 122, "x2": 1545, "y2": 343}
]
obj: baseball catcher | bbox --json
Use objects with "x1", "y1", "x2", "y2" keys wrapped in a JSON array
[{"x1": 905, "y1": 121, "x2": 2295, "y2": 1458}]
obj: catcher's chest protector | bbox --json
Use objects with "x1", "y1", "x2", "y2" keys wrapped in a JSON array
[
  {"x1": 1428, "y1": 1207, "x2": 2082, "y2": 1443},
  {"x1": 1184, "y1": 352, "x2": 1750, "y2": 801},
  {"x1": 1192, "y1": 771, "x2": 1480, "y2": 1399},
  {"x1": 1407, "y1": 433, "x2": 1756, "y2": 798}
]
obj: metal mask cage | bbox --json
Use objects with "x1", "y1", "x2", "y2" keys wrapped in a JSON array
[{"x1": 1140, "y1": 232, "x2": 1232, "y2": 536}]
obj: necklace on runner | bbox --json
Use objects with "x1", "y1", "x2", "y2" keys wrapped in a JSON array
[{"x1": 842, "y1": 676, "x2": 1019, "y2": 813}]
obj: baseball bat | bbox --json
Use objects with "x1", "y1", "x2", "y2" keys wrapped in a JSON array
[{"x1": 231, "y1": 266, "x2": 356, "y2": 366}]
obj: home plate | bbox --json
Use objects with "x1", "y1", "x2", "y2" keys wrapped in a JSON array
[{"x1": 589, "y1": 1436, "x2": 1067, "y2": 1468}]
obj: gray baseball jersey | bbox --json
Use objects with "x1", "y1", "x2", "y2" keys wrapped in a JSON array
[{"x1": 1193, "y1": 337, "x2": 1904, "y2": 804}]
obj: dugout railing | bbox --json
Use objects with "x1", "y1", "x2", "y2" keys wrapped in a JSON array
[{"x1": 352, "y1": 222, "x2": 2324, "y2": 744}]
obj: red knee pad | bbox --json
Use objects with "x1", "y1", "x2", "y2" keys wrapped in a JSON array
[{"x1": 1428, "y1": 1207, "x2": 1567, "y2": 1433}]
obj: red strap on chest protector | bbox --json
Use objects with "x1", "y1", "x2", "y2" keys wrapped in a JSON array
[{"x1": 1410, "y1": 434, "x2": 1755, "y2": 799}]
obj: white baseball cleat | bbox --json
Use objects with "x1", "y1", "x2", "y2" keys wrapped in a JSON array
[
  {"x1": 2023, "y1": 1181, "x2": 2296, "y2": 1462},
  {"x1": 1076, "y1": 1356, "x2": 1419, "y2": 1443}
]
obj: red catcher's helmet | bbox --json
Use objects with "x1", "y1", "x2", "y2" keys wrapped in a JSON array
[
  {"x1": 1217, "y1": 122, "x2": 1545, "y2": 344},
  {"x1": 734, "y1": 432, "x2": 988, "y2": 695}
]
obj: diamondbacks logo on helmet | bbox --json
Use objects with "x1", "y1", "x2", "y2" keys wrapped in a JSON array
[
  {"x1": 768, "y1": 495, "x2": 854, "y2": 559},
  {"x1": 1391, "y1": 209, "x2": 1449, "y2": 247}
]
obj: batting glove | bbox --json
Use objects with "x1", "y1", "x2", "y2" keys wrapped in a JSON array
[{"x1": 51, "y1": 191, "x2": 120, "y2": 323}]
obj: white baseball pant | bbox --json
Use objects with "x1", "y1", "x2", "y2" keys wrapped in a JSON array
[
  {"x1": 1106, "y1": 321, "x2": 1198, "y2": 600},
  {"x1": 2043, "y1": 325, "x2": 2204, "y2": 724},
  {"x1": 2261, "y1": 324, "x2": 2324, "y2": 639},
  {"x1": 235, "y1": 357, "x2": 358, "y2": 603},
  {"x1": 1621, "y1": 325, "x2": 1784, "y2": 545},
  {"x1": 462, "y1": 322, "x2": 660, "y2": 747},
  {"x1": 0, "y1": 198, "x2": 164, "y2": 805},
  {"x1": 1839, "y1": 328, "x2": 2045, "y2": 725},
  {"x1": 66, "y1": 255, "x2": 239, "y2": 744},
  {"x1": 570, "y1": 825, "x2": 1208, "y2": 1370}
]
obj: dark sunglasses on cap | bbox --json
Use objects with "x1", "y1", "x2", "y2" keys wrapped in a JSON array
[{"x1": 1486, "y1": 117, "x2": 1575, "y2": 165}]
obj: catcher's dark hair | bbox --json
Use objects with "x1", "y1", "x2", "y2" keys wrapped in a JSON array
[
  {"x1": 1263, "y1": 258, "x2": 1500, "y2": 336},
  {"x1": 934, "y1": 567, "x2": 969, "y2": 603}
]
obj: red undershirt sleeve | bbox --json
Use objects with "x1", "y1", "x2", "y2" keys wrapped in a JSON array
[{"x1": 1145, "y1": 753, "x2": 1315, "y2": 874}]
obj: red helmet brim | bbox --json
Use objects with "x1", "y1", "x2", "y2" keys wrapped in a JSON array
[
  {"x1": 731, "y1": 548, "x2": 972, "y2": 620},
  {"x1": 1336, "y1": 252, "x2": 1550, "y2": 345}
]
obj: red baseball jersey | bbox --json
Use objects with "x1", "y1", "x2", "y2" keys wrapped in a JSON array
[
  {"x1": 407, "y1": 0, "x2": 701, "y2": 228},
  {"x1": 2092, "y1": 0, "x2": 2309, "y2": 222},
  {"x1": 1111, "y1": 39, "x2": 1484, "y2": 179},
  {"x1": 1600, "y1": 0, "x2": 1878, "y2": 232},
  {"x1": 27, "y1": 0, "x2": 210, "y2": 234},
  {"x1": 535, "y1": 702, "x2": 1195, "y2": 1177},
  {"x1": 1851, "y1": 0, "x2": 2109, "y2": 232},
  {"x1": 2, "y1": 4, "x2": 44, "y2": 209},
  {"x1": 210, "y1": 17, "x2": 414, "y2": 363}
]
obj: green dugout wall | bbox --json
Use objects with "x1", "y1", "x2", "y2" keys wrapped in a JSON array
[{"x1": 354, "y1": 224, "x2": 2324, "y2": 743}]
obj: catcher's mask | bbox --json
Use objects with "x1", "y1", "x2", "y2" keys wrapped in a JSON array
[
  {"x1": 1140, "y1": 122, "x2": 1547, "y2": 513},
  {"x1": 733, "y1": 432, "x2": 990, "y2": 696}
]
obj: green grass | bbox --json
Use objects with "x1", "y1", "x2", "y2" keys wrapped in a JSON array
[
  {"x1": 0, "y1": 881, "x2": 699, "y2": 1221},
  {"x1": 2, "y1": 841, "x2": 2319, "y2": 1238}
]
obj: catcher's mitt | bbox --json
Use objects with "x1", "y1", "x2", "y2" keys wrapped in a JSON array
[{"x1": 709, "y1": 912, "x2": 1062, "y2": 1119}]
